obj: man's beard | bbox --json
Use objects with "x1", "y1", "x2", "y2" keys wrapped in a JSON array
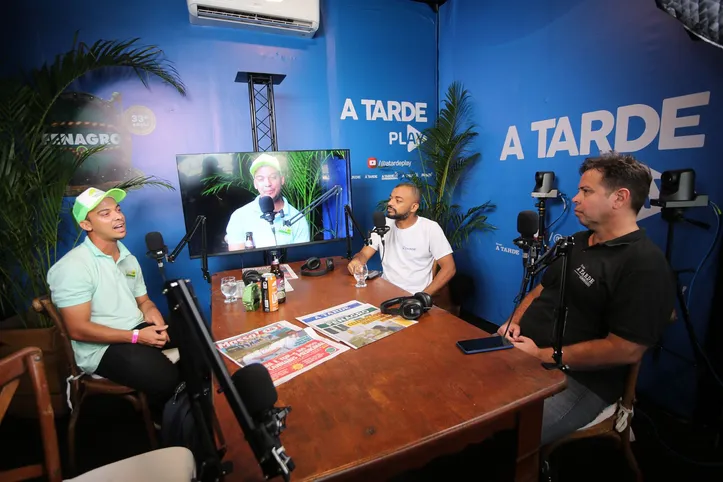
[{"x1": 386, "y1": 207, "x2": 411, "y2": 220}]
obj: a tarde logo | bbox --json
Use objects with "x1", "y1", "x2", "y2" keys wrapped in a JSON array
[
  {"x1": 340, "y1": 98, "x2": 428, "y2": 152},
  {"x1": 499, "y1": 91, "x2": 710, "y2": 160},
  {"x1": 495, "y1": 242, "x2": 520, "y2": 256}
]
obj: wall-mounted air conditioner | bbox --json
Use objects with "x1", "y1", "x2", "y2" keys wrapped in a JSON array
[{"x1": 187, "y1": 0, "x2": 319, "y2": 38}]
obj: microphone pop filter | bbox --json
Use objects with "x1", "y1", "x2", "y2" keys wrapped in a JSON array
[
  {"x1": 231, "y1": 363, "x2": 278, "y2": 419},
  {"x1": 145, "y1": 231, "x2": 166, "y2": 252},
  {"x1": 517, "y1": 211, "x2": 539, "y2": 238},
  {"x1": 372, "y1": 210, "x2": 386, "y2": 229},
  {"x1": 259, "y1": 196, "x2": 275, "y2": 214}
]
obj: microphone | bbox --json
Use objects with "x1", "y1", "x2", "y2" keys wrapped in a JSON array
[
  {"x1": 145, "y1": 231, "x2": 168, "y2": 261},
  {"x1": 514, "y1": 211, "x2": 539, "y2": 268},
  {"x1": 372, "y1": 211, "x2": 390, "y2": 238},
  {"x1": 145, "y1": 232, "x2": 168, "y2": 281},
  {"x1": 231, "y1": 364, "x2": 294, "y2": 476},
  {"x1": 259, "y1": 196, "x2": 276, "y2": 224},
  {"x1": 516, "y1": 210, "x2": 538, "y2": 239},
  {"x1": 232, "y1": 363, "x2": 280, "y2": 419}
]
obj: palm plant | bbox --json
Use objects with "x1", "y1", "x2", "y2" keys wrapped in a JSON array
[
  {"x1": 385, "y1": 81, "x2": 495, "y2": 250},
  {"x1": 0, "y1": 37, "x2": 186, "y2": 324}
]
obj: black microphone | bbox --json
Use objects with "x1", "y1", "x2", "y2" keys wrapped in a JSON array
[
  {"x1": 259, "y1": 196, "x2": 276, "y2": 224},
  {"x1": 231, "y1": 363, "x2": 279, "y2": 419},
  {"x1": 516, "y1": 210, "x2": 538, "y2": 239},
  {"x1": 514, "y1": 211, "x2": 539, "y2": 267},
  {"x1": 372, "y1": 211, "x2": 390, "y2": 238},
  {"x1": 145, "y1": 232, "x2": 168, "y2": 281},
  {"x1": 231, "y1": 363, "x2": 293, "y2": 471},
  {"x1": 145, "y1": 232, "x2": 167, "y2": 261}
]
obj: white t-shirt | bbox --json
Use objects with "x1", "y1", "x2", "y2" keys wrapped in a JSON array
[{"x1": 369, "y1": 216, "x2": 453, "y2": 294}]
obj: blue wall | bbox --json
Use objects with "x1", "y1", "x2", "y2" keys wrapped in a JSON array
[
  {"x1": 3, "y1": 0, "x2": 437, "y2": 318},
  {"x1": 439, "y1": 0, "x2": 723, "y2": 416}
]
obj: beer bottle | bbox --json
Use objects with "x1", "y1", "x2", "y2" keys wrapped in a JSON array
[{"x1": 270, "y1": 251, "x2": 286, "y2": 304}]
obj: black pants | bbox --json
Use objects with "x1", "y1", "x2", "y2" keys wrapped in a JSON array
[{"x1": 95, "y1": 322, "x2": 180, "y2": 420}]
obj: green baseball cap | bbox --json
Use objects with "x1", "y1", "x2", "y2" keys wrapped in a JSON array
[
  {"x1": 249, "y1": 153, "x2": 282, "y2": 177},
  {"x1": 72, "y1": 187, "x2": 126, "y2": 224}
]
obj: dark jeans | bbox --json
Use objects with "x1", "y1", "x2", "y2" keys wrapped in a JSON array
[
  {"x1": 95, "y1": 322, "x2": 180, "y2": 420},
  {"x1": 541, "y1": 375, "x2": 610, "y2": 445}
]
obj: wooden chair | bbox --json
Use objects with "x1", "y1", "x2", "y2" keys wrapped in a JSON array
[
  {"x1": 541, "y1": 360, "x2": 643, "y2": 481},
  {"x1": 0, "y1": 347, "x2": 63, "y2": 482},
  {"x1": 32, "y1": 296, "x2": 158, "y2": 474},
  {"x1": 0, "y1": 347, "x2": 195, "y2": 482}
]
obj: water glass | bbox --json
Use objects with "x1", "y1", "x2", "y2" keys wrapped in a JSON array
[
  {"x1": 221, "y1": 276, "x2": 238, "y2": 303},
  {"x1": 354, "y1": 264, "x2": 368, "y2": 288}
]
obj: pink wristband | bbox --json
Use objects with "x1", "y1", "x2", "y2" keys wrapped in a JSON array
[{"x1": 131, "y1": 329, "x2": 140, "y2": 344}]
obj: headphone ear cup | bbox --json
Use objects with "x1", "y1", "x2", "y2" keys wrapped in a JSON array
[
  {"x1": 400, "y1": 299, "x2": 424, "y2": 320},
  {"x1": 414, "y1": 292, "x2": 433, "y2": 310},
  {"x1": 326, "y1": 258, "x2": 335, "y2": 271},
  {"x1": 306, "y1": 257, "x2": 321, "y2": 270}
]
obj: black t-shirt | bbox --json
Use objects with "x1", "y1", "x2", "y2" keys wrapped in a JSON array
[{"x1": 519, "y1": 229, "x2": 675, "y2": 403}]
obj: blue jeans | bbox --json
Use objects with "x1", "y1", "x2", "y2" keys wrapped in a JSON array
[{"x1": 541, "y1": 375, "x2": 610, "y2": 446}]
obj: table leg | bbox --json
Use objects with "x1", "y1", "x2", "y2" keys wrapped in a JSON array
[{"x1": 515, "y1": 401, "x2": 544, "y2": 482}]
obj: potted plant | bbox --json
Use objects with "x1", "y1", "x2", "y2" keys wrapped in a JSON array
[
  {"x1": 0, "y1": 36, "x2": 186, "y2": 416},
  {"x1": 390, "y1": 82, "x2": 495, "y2": 314}
]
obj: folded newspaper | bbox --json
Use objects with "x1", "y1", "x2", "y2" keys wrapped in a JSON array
[
  {"x1": 297, "y1": 300, "x2": 418, "y2": 349},
  {"x1": 215, "y1": 320, "x2": 348, "y2": 386}
]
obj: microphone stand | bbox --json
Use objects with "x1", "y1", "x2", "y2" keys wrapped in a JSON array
[
  {"x1": 164, "y1": 279, "x2": 294, "y2": 482},
  {"x1": 527, "y1": 235, "x2": 575, "y2": 372},
  {"x1": 284, "y1": 185, "x2": 342, "y2": 228},
  {"x1": 343, "y1": 204, "x2": 370, "y2": 259},
  {"x1": 531, "y1": 189, "x2": 559, "y2": 257},
  {"x1": 168, "y1": 215, "x2": 211, "y2": 284}
]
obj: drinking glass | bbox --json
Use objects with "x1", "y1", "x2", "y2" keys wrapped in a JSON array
[
  {"x1": 354, "y1": 264, "x2": 368, "y2": 288},
  {"x1": 221, "y1": 276, "x2": 238, "y2": 303}
]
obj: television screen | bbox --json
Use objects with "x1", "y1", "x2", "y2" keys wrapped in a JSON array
[{"x1": 176, "y1": 149, "x2": 352, "y2": 258}]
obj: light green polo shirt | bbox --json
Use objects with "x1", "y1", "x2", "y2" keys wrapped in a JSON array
[{"x1": 47, "y1": 236, "x2": 147, "y2": 374}]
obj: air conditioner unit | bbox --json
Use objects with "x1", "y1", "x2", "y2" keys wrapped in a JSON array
[{"x1": 187, "y1": 0, "x2": 319, "y2": 38}]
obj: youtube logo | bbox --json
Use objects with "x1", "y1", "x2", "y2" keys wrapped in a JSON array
[{"x1": 367, "y1": 157, "x2": 378, "y2": 168}]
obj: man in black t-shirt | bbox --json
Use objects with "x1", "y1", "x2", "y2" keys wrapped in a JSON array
[{"x1": 497, "y1": 152, "x2": 675, "y2": 445}]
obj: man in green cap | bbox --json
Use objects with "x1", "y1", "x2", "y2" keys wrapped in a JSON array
[
  {"x1": 47, "y1": 187, "x2": 179, "y2": 419},
  {"x1": 225, "y1": 152, "x2": 310, "y2": 250}
]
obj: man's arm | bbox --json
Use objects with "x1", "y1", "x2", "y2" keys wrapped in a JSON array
[
  {"x1": 513, "y1": 333, "x2": 646, "y2": 370},
  {"x1": 423, "y1": 254, "x2": 455, "y2": 296},
  {"x1": 59, "y1": 303, "x2": 168, "y2": 348},
  {"x1": 347, "y1": 245, "x2": 377, "y2": 275},
  {"x1": 497, "y1": 283, "x2": 543, "y2": 337}
]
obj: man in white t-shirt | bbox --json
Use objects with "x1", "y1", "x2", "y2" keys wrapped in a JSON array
[{"x1": 347, "y1": 183, "x2": 456, "y2": 295}]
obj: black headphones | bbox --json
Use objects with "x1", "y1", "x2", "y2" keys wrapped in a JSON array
[
  {"x1": 242, "y1": 270, "x2": 262, "y2": 285},
  {"x1": 301, "y1": 257, "x2": 335, "y2": 277},
  {"x1": 380, "y1": 292, "x2": 433, "y2": 320}
]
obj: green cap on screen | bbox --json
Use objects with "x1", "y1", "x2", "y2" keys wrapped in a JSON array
[
  {"x1": 72, "y1": 187, "x2": 126, "y2": 224},
  {"x1": 249, "y1": 153, "x2": 282, "y2": 177}
]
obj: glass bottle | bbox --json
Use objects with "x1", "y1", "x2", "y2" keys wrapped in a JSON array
[
  {"x1": 244, "y1": 232, "x2": 255, "y2": 249},
  {"x1": 270, "y1": 251, "x2": 286, "y2": 304}
]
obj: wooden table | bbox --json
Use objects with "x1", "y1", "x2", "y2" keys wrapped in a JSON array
[{"x1": 210, "y1": 258, "x2": 565, "y2": 482}]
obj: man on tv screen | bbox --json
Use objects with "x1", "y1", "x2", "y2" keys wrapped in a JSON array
[{"x1": 225, "y1": 153, "x2": 310, "y2": 250}]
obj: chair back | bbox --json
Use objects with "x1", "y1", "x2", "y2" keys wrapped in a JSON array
[
  {"x1": 0, "y1": 347, "x2": 62, "y2": 482},
  {"x1": 32, "y1": 296, "x2": 82, "y2": 378}
]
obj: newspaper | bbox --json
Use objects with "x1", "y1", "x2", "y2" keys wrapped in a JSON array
[
  {"x1": 214, "y1": 320, "x2": 348, "y2": 386},
  {"x1": 297, "y1": 300, "x2": 418, "y2": 349},
  {"x1": 242, "y1": 264, "x2": 298, "y2": 280}
]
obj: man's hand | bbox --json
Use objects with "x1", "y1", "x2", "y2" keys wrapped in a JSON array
[
  {"x1": 144, "y1": 309, "x2": 165, "y2": 327},
  {"x1": 347, "y1": 257, "x2": 364, "y2": 275},
  {"x1": 137, "y1": 325, "x2": 169, "y2": 348},
  {"x1": 511, "y1": 335, "x2": 542, "y2": 359},
  {"x1": 497, "y1": 321, "x2": 521, "y2": 341}
]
